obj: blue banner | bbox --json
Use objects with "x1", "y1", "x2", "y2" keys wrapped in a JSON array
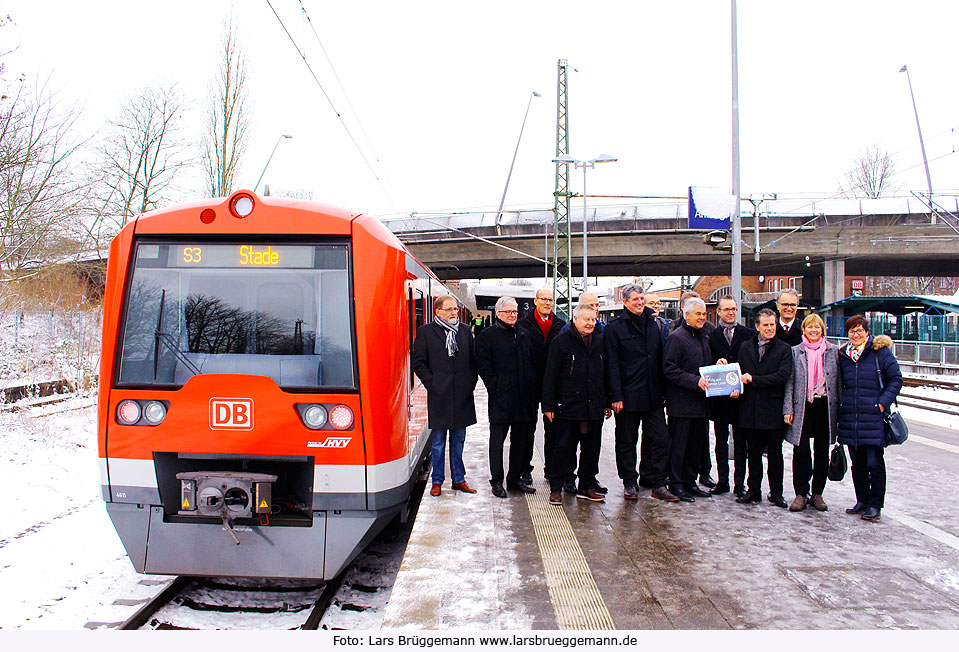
[{"x1": 688, "y1": 186, "x2": 733, "y2": 229}]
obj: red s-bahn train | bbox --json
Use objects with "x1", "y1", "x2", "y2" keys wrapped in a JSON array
[{"x1": 98, "y1": 190, "x2": 453, "y2": 579}]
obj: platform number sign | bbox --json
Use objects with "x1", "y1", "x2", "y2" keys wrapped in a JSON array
[{"x1": 209, "y1": 398, "x2": 254, "y2": 430}]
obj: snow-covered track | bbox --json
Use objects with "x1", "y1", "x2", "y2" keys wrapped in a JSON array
[{"x1": 117, "y1": 573, "x2": 346, "y2": 630}]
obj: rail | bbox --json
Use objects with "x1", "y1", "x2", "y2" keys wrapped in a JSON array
[{"x1": 827, "y1": 337, "x2": 959, "y2": 369}]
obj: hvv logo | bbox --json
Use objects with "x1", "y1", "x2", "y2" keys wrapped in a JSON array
[{"x1": 209, "y1": 398, "x2": 254, "y2": 430}]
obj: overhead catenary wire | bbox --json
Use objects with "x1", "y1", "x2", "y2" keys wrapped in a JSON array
[
  {"x1": 263, "y1": 0, "x2": 399, "y2": 213},
  {"x1": 297, "y1": 0, "x2": 384, "y2": 168}
]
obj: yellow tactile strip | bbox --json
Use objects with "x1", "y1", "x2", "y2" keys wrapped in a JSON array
[{"x1": 525, "y1": 452, "x2": 615, "y2": 630}]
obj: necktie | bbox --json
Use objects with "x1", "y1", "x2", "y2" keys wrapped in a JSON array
[
  {"x1": 784, "y1": 324, "x2": 789, "y2": 334},
  {"x1": 725, "y1": 327, "x2": 733, "y2": 345}
]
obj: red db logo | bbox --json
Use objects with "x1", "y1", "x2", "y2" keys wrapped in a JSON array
[{"x1": 209, "y1": 398, "x2": 254, "y2": 430}]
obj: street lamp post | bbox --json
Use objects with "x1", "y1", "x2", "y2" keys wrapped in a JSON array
[
  {"x1": 899, "y1": 65, "x2": 934, "y2": 222},
  {"x1": 495, "y1": 91, "x2": 540, "y2": 233},
  {"x1": 551, "y1": 153, "x2": 618, "y2": 290},
  {"x1": 254, "y1": 134, "x2": 293, "y2": 193}
]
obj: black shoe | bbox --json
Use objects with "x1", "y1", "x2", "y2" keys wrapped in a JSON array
[
  {"x1": 520, "y1": 473, "x2": 532, "y2": 485},
  {"x1": 711, "y1": 482, "x2": 730, "y2": 496},
  {"x1": 491, "y1": 483, "x2": 507, "y2": 499},
  {"x1": 675, "y1": 490, "x2": 695, "y2": 503},
  {"x1": 860, "y1": 506, "x2": 881, "y2": 521},
  {"x1": 563, "y1": 480, "x2": 577, "y2": 494},
  {"x1": 507, "y1": 482, "x2": 536, "y2": 494},
  {"x1": 624, "y1": 485, "x2": 639, "y2": 500},
  {"x1": 768, "y1": 494, "x2": 787, "y2": 508},
  {"x1": 736, "y1": 490, "x2": 761, "y2": 504},
  {"x1": 685, "y1": 484, "x2": 712, "y2": 498},
  {"x1": 734, "y1": 485, "x2": 746, "y2": 498},
  {"x1": 698, "y1": 475, "x2": 717, "y2": 489},
  {"x1": 846, "y1": 502, "x2": 868, "y2": 515}
]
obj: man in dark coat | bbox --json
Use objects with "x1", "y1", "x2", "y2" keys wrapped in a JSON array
[
  {"x1": 668, "y1": 290, "x2": 717, "y2": 488},
  {"x1": 412, "y1": 295, "x2": 478, "y2": 497},
  {"x1": 541, "y1": 304, "x2": 610, "y2": 505},
  {"x1": 604, "y1": 284, "x2": 676, "y2": 502},
  {"x1": 662, "y1": 297, "x2": 713, "y2": 503},
  {"x1": 517, "y1": 287, "x2": 566, "y2": 484},
  {"x1": 476, "y1": 296, "x2": 538, "y2": 498},
  {"x1": 707, "y1": 296, "x2": 757, "y2": 497},
  {"x1": 735, "y1": 308, "x2": 793, "y2": 508},
  {"x1": 775, "y1": 289, "x2": 803, "y2": 347}
]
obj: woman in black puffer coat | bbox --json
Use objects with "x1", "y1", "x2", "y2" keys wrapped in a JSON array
[{"x1": 837, "y1": 315, "x2": 902, "y2": 522}]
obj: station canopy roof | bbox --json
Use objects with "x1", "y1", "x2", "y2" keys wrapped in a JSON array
[{"x1": 816, "y1": 295, "x2": 959, "y2": 316}]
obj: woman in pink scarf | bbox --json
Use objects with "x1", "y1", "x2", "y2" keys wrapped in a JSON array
[{"x1": 783, "y1": 314, "x2": 841, "y2": 512}]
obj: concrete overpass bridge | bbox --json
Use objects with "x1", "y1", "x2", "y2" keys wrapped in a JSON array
[{"x1": 385, "y1": 195, "x2": 959, "y2": 304}]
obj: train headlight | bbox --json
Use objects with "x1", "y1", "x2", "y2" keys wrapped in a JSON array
[
  {"x1": 116, "y1": 399, "x2": 141, "y2": 425},
  {"x1": 142, "y1": 401, "x2": 167, "y2": 425},
  {"x1": 230, "y1": 193, "x2": 255, "y2": 218},
  {"x1": 303, "y1": 404, "x2": 328, "y2": 429},
  {"x1": 330, "y1": 405, "x2": 354, "y2": 430}
]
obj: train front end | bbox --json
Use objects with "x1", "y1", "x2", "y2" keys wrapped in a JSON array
[{"x1": 98, "y1": 192, "x2": 414, "y2": 579}]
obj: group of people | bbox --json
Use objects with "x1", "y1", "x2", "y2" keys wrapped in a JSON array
[{"x1": 412, "y1": 286, "x2": 902, "y2": 523}]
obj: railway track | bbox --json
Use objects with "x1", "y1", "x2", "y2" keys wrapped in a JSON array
[
  {"x1": 900, "y1": 375, "x2": 959, "y2": 417},
  {"x1": 117, "y1": 573, "x2": 346, "y2": 630}
]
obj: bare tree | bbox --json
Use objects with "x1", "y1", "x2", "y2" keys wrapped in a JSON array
[
  {"x1": 204, "y1": 17, "x2": 251, "y2": 198},
  {"x1": 840, "y1": 145, "x2": 895, "y2": 199},
  {"x1": 0, "y1": 80, "x2": 83, "y2": 281},
  {"x1": 83, "y1": 83, "x2": 191, "y2": 246}
]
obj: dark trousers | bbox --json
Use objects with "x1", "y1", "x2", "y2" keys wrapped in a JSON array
[
  {"x1": 489, "y1": 421, "x2": 535, "y2": 486},
  {"x1": 667, "y1": 416, "x2": 708, "y2": 492},
  {"x1": 548, "y1": 418, "x2": 602, "y2": 493},
  {"x1": 743, "y1": 427, "x2": 785, "y2": 497},
  {"x1": 713, "y1": 421, "x2": 747, "y2": 489},
  {"x1": 698, "y1": 433, "x2": 712, "y2": 478},
  {"x1": 849, "y1": 444, "x2": 886, "y2": 509},
  {"x1": 616, "y1": 409, "x2": 669, "y2": 488},
  {"x1": 792, "y1": 397, "x2": 830, "y2": 497}
]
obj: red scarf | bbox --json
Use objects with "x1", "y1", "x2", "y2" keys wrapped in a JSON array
[{"x1": 536, "y1": 312, "x2": 552, "y2": 339}]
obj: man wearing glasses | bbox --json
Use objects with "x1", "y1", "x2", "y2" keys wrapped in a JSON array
[
  {"x1": 412, "y1": 295, "x2": 479, "y2": 497},
  {"x1": 517, "y1": 288, "x2": 567, "y2": 484},
  {"x1": 707, "y1": 296, "x2": 756, "y2": 497},
  {"x1": 476, "y1": 297, "x2": 538, "y2": 498},
  {"x1": 776, "y1": 289, "x2": 803, "y2": 347}
]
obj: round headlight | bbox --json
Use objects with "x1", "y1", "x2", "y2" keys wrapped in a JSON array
[
  {"x1": 330, "y1": 405, "x2": 354, "y2": 430},
  {"x1": 303, "y1": 405, "x2": 328, "y2": 429},
  {"x1": 231, "y1": 193, "x2": 255, "y2": 218},
  {"x1": 143, "y1": 401, "x2": 167, "y2": 425},
  {"x1": 117, "y1": 400, "x2": 141, "y2": 425}
]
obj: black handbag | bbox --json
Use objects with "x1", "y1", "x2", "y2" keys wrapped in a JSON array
[
  {"x1": 828, "y1": 442, "x2": 847, "y2": 481},
  {"x1": 876, "y1": 356, "x2": 909, "y2": 446}
]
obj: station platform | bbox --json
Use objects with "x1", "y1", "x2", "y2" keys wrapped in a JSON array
[{"x1": 381, "y1": 386, "x2": 959, "y2": 630}]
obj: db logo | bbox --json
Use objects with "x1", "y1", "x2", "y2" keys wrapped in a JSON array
[{"x1": 209, "y1": 398, "x2": 254, "y2": 430}]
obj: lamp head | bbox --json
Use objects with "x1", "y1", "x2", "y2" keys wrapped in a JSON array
[{"x1": 591, "y1": 154, "x2": 618, "y2": 164}]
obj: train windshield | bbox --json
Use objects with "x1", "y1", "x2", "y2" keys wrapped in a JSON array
[{"x1": 116, "y1": 241, "x2": 355, "y2": 389}]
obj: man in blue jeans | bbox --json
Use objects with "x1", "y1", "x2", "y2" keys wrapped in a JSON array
[{"x1": 412, "y1": 295, "x2": 479, "y2": 496}]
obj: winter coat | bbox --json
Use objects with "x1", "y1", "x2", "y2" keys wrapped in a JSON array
[
  {"x1": 663, "y1": 322, "x2": 712, "y2": 418},
  {"x1": 541, "y1": 325, "x2": 608, "y2": 421},
  {"x1": 736, "y1": 335, "x2": 792, "y2": 430},
  {"x1": 412, "y1": 321, "x2": 478, "y2": 429},
  {"x1": 476, "y1": 319, "x2": 538, "y2": 424},
  {"x1": 707, "y1": 323, "x2": 757, "y2": 424},
  {"x1": 783, "y1": 341, "x2": 841, "y2": 446},
  {"x1": 776, "y1": 321, "x2": 803, "y2": 347},
  {"x1": 837, "y1": 335, "x2": 903, "y2": 447},
  {"x1": 517, "y1": 310, "x2": 566, "y2": 394},
  {"x1": 603, "y1": 307, "x2": 665, "y2": 412}
]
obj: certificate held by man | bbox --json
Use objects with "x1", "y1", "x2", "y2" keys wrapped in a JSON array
[{"x1": 699, "y1": 362, "x2": 743, "y2": 397}]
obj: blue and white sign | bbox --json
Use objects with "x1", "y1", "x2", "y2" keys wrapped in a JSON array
[{"x1": 688, "y1": 186, "x2": 735, "y2": 229}]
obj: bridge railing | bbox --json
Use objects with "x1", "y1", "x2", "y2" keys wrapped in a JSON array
[{"x1": 827, "y1": 336, "x2": 959, "y2": 369}]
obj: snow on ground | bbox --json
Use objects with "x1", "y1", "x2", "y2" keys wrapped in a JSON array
[{"x1": 0, "y1": 399, "x2": 165, "y2": 630}]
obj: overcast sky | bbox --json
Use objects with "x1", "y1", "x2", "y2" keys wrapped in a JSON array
[{"x1": 4, "y1": 1, "x2": 959, "y2": 220}]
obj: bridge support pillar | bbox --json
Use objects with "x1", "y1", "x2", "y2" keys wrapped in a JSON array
[{"x1": 823, "y1": 259, "x2": 845, "y2": 305}]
